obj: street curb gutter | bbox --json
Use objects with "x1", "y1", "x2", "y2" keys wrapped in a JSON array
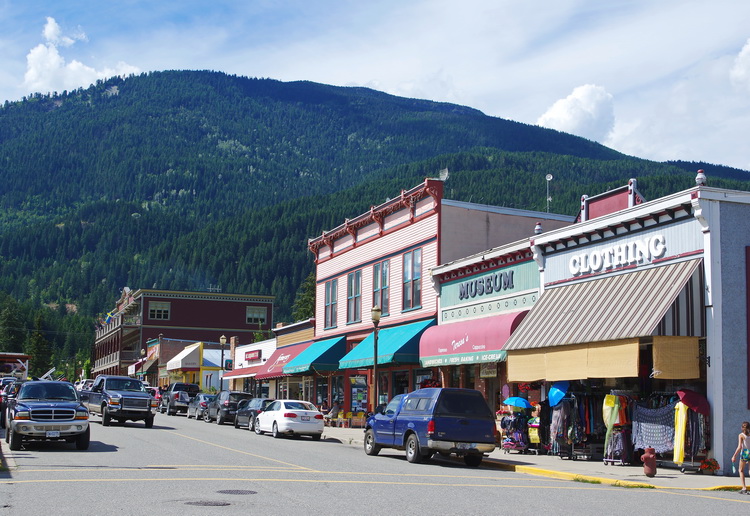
[{"x1": 479, "y1": 458, "x2": 741, "y2": 492}]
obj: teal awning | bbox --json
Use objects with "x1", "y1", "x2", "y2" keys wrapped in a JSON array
[
  {"x1": 339, "y1": 319, "x2": 435, "y2": 370},
  {"x1": 282, "y1": 337, "x2": 346, "y2": 375}
]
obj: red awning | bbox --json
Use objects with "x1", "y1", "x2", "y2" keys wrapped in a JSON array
[
  {"x1": 419, "y1": 311, "x2": 528, "y2": 367},
  {"x1": 255, "y1": 342, "x2": 310, "y2": 380},
  {"x1": 222, "y1": 364, "x2": 265, "y2": 379}
]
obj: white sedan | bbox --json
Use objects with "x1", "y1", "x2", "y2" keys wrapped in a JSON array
[{"x1": 254, "y1": 399, "x2": 324, "y2": 440}]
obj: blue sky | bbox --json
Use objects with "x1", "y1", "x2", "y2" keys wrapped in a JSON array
[{"x1": 2, "y1": 1, "x2": 750, "y2": 171}]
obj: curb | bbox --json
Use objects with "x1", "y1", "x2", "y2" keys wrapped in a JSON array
[{"x1": 325, "y1": 432, "x2": 741, "y2": 493}]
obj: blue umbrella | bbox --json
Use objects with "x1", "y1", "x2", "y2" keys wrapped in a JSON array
[
  {"x1": 548, "y1": 381, "x2": 569, "y2": 407},
  {"x1": 503, "y1": 396, "x2": 532, "y2": 409}
]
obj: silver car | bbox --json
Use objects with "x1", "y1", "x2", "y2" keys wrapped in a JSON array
[{"x1": 254, "y1": 399, "x2": 324, "y2": 440}]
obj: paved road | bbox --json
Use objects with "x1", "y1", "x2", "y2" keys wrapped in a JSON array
[{"x1": 2, "y1": 413, "x2": 750, "y2": 515}]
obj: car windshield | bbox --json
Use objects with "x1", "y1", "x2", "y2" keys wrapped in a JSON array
[
  {"x1": 283, "y1": 401, "x2": 316, "y2": 411},
  {"x1": 107, "y1": 379, "x2": 145, "y2": 392},
  {"x1": 19, "y1": 383, "x2": 78, "y2": 401}
]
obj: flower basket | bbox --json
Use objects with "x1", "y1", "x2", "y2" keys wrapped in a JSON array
[{"x1": 699, "y1": 458, "x2": 720, "y2": 473}]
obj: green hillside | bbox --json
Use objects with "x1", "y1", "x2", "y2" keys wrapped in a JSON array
[{"x1": 0, "y1": 70, "x2": 748, "y2": 372}]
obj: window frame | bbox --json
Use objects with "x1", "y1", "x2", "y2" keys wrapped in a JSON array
[
  {"x1": 372, "y1": 259, "x2": 390, "y2": 316},
  {"x1": 148, "y1": 301, "x2": 171, "y2": 320},
  {"x1": 245, "y1": 306, "x2": 267, "y2": 326},
  {"x1": 347, "y1": 270, "x2": 362, "y2": 323},
  {"x1": 402, "y1": 248, "x2": 422, "y2": 311},
  {"x1": 324, "y1": 279, "x2": 338, "y2": 329}
]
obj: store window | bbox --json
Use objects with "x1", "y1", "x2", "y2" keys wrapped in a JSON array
[
  {"x1": 350, "y1": 375, "x2": 367, "y2": 412},
  {"x1": 316, "y1": 378, "x2": 329, "y2": 406},
  {"x1": 347, "y1": 270, "x2": 362, "y2": 323},
  {"x1": 149, "y1": 301, "x2": 170, "y2": 320},
  {"x1": 324, "y1": 279, "x2": 338, "y2": 329},
  {"x1": 331, "y1": 375, "x2": 344, "y2": 404},
  {"x1": 373, "y1": 260, "x2": 390, "y2": 315},
  {"x1": 402, "y1": 248, "x2": 422, "y2": 310},
  {"x1": 246, "y1": 306, "x2": 267, "y2": 326}
]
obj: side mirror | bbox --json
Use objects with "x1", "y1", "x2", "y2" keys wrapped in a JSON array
[{"x1": 375, "y1": 404, "x2": 386, "y2": 415}]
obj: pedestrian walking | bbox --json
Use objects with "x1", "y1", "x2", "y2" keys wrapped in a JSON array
[{"x1": 731, "y1": 421, "x2": 750, "y2": 494}]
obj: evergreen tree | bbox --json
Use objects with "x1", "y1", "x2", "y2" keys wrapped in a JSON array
[
  {"x1": 25, "y1": 315, "x2": 52, "y2": 378},
  {"x1": 291, "y1": 271, "x2": 316, "y2": 322}
]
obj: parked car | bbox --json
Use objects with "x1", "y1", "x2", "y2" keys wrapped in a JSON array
[
  {"x1": 1, "y1": 379, "x2": 27, "y2": 428},
  {"x1": 75, "y1": 379, "x2": 94, "y2": 391},
  {"x1": 364, "y1": 388, "x2": 496, "y2": 467},
  {"x1": 187, "y1": 393, "x2": 216, "y2": 420},
  {"x1": 144, "y1": 386, "x2": 160, "y2": 402},
  {"x1": 204, "y1": 390, "x2": 253, "y2": 425},
  {"x1": 160, "y1": 383, "x2": 200, "y2": 415},
  {"x1": 234, "y1": 397, "x2": 274, "y2": 431},
  {"x1": 254, "y1": 399, "x2": 324, "y2": 439},
  {"x1": 5, "y1": 380, "x2": 90, "y2": 450}
]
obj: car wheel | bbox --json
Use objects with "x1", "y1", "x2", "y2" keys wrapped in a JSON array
[
  {"x1": 464, "y1": 454, "x2": 483, "y2": 467},
  {"x1": 217, "y1": 412, "x2": 225, "y2": 425},
  {"x1": 249, "y1": 415, "x2": 256, "y2": 432},
  {"x1": 364, "y1": 429, "x2": 381, "y2": 456},
  {"x1": 272, "y1": 422, "x2": 282, "y2": 438},
  {"x1": 145, "y1": 415, "x2": 154, "y2": 429},
  {"x1": 234, "y1": 417, "x2": 240, "y2": 429},
  {"x1": 8, "y1": 427, "x2": 22, "y2": 451},
  {"x1": 312, "y1": 433, "x2": 321, "y2": 441},
  {"x1": 102, "y1": 406, "x2": 111, "y2": 426},
  {"x1": 75, "y1": 427, "x2": 90, "y2": 450},
  {"x1": 405, "y1": 434, "x2": 423, "y2": 463},
  {"x1": 203, "y1": 410, "x2": 211, "y2": 423},
  {"x1": 254, "y1": 419, "x2": 263, "y2": 435},
  {"x1": 186, "y1": 409, "x2": 192, "y2": 419}
]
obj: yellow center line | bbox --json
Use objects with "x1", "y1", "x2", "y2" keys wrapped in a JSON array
[{"x1": 165, "y1": 430, "x2": 312, "y2": 470}]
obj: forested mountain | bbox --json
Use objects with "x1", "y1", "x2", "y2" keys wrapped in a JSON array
[{"x1": 1, "y1": 70, "x2": 749, "y2": 370}]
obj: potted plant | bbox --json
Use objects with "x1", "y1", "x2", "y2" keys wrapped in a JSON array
[{"x1": 699, "y1": 458, "x2": 720, "y2": 474}]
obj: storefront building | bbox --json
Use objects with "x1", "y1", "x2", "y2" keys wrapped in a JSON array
[
  {"x1": 222, "y1": 337, "x2": 277, "y2": 395},
  {"x1": 421, "y1": 238, "x2": 539, "y2": 413},
  {"x1": 308, "y1": 178, "x2": 574, "y2": 412},
  {"x1": 503, "y1": 177, "x2": 750, "y2": 473},
  {"x1": 254, "y1": 319, "x2": 315, "y2": 401},
  {"x1": 165, "y1": 341, "x2": 224, "y2": 391}
]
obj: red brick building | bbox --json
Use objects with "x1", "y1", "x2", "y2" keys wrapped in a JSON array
[{"x1": 93, "y1": 288, "x2": 274, "y2": 377}]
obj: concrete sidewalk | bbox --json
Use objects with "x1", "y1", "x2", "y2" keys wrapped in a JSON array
[{"x1": 322, "y1": 425, "x2": 744, "y2": 492}]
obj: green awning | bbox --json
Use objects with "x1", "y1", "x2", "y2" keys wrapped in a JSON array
[
  {"x1": 339, "y1": 319, "x2": 435, "y2": 370},
  {"x1": 282, "y1": 337, "x2": 346, "y2": 375}
]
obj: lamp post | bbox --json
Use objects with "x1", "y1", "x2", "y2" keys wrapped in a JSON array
[
  {"x1": 220, "y1": 335, "x2": 227, "y2": 391},
  {"x1": 371, "y1": 305, "x2": 381, "y2": 411}
]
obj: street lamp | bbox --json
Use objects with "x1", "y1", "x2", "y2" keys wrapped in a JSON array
[
  {"x1": 220, "y1": 335, "x2": 227, "y2": 391},
  {"x1": 371, "y1": 305, "x2": 381, "y2": 411}
]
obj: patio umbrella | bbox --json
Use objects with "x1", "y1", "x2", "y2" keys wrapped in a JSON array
[
  {"x1": 676, "y1": 389, "x2": 710, "y2": 417},
  {"x1": 547, "y1": 381, "x2": 569, "y2": 407},
  {"x1": 503, "y1": 396, "x2": 532, "y2": 409}
]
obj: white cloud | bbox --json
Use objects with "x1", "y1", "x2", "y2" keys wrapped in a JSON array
[
  {"x1": 730, "y1": 38, "x2": 750, "y2": 91},
  {"x1": 22, "y1": 17, "x2": 138, "y2": 96},
  {"x1": 537, "y1": 85, "x2": 615, "y2": 142}
]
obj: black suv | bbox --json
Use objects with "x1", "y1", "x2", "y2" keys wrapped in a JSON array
[
  {"x1": 234, "y1": 397, "x2": 274, "y2": 431},
  {"x1": 160, "y1": 383, "x2": 200, "y2": 415},
  {"x1": 204, "y1": 390, "x2": 252, "y2": 425}
]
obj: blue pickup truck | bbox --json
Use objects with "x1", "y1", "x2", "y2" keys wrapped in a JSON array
[{"x1": 363, "y1": 388, "x2": 496, "y2": 467}]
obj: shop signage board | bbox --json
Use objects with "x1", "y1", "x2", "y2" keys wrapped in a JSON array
[
  {"x1": 543, "y1": 218, "x2": 703, "y2": 284},
  {"x1": 439, "y1": 260, "x2": 538, "y2": 323}
]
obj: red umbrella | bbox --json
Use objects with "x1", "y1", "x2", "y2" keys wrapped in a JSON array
[{"x1": 676, "y1": 389, "x2": 710, "y2": 417}]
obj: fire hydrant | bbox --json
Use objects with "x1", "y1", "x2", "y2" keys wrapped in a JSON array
[{"x1": 641, "y1": 447, "x2": 657, "y2": 477}]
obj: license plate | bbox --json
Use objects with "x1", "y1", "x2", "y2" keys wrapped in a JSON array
[
  {"x1": 301, "y1": 416, "x2": 310, "y2": 421},
  {"x1": 457, "y1": 442, "x2": 473, "y2": 450},
  {"x1": 46, "y1": 431, "x2": 60, "y2": 438}
]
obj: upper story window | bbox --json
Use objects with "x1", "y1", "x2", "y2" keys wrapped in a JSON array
[
  {"x1": 403, "y1": 248, "x2": 422, "y2": 310},
  {"x1": 373, "y1": 260, "x2": 390, "y2": 316},
  {"x1": 148, "y1": 301, "x2": 171, "y2": 320},
  {"x1": 347, "y1": 270, "x2": 362, "y2": 323},
  {"x1": 246, "y1": 306, "x2": 267, "y2": 326},
  {"x1": 324, "y1": 279, "x2": 338, "y2": 329}
]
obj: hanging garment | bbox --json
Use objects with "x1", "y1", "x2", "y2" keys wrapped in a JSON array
[
  {"x1": 673, "y1": 402, "x2": 689, "y2": 464},
  {"x1": 603, "y1": 395, "x2": 620, "y2": 454},
  {"x1": 632, "y1": 402, "x2": 676, "y2": 453}
]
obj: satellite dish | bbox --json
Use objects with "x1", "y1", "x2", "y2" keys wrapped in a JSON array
[{"x1": 545, "y1": 174, "x2": 553, "y2": 181}]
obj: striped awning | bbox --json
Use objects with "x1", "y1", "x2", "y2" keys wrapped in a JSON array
[{"x1": 503, "y1": 258, "x2": 702, "y2": 351}]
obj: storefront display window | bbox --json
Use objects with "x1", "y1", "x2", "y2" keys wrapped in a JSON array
[
  {"x1": 350, "y1": 375, "x2": 367, "y2": 412},
  {"x1": 316, "y1": 378, "x2": 328, "y2": 406}
]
